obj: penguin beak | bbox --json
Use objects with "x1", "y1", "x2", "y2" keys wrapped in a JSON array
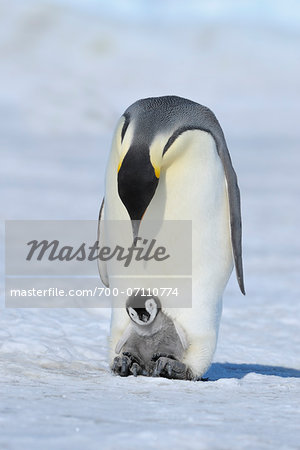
[
  {"x1": 132, "y1": 220, "x2": 141, "y2": 243},
  {"x1": 117, "y1": 144, "x2": 159, "y2": 240}
]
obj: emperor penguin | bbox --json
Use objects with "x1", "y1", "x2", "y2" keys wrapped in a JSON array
[
  {"x1": 113, "y1": 292, "x2": 190, "y2": 378},
  {"x1": 98, "y1": 96, "x2": 245, "y2": 380}
]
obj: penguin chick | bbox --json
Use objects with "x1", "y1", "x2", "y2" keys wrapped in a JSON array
[{"x1": 112, "y1": 292, "x2": 190, "y2": 379}]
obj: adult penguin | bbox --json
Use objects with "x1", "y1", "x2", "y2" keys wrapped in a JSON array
[{"x1": 98, "y1": 96, "x2": 245, "y2": 380}]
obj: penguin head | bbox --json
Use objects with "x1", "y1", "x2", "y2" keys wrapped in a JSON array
[
  {"x1": 126, "y1": 293, "x2": 161, "y2": 326},
  {"x1": 117, "y1": 125, "x2": 160, "y2": 239}
]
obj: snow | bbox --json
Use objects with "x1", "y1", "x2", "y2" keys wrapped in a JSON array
[{"x1": 1, "y1": 0, "x2": 300, "y2": 448}]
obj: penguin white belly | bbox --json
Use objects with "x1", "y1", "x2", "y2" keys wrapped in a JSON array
[{"x1": 143, "y1": 130, "x2": 234, "y2": 376}]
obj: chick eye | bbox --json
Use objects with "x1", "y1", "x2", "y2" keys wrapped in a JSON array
[{"x1": 130, "y1": 312, "x2": 135, "y2": 317}]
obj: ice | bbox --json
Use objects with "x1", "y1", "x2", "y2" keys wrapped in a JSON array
[{"x1": 1, "y1": 0, "x2": 299, "y2": 448}]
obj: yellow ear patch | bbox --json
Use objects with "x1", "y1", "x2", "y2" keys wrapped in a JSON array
[
  {"x1": 153, "y1": 165, "x2": 160, "y2": 179},
  {"x1": 117, "y1": 154, "x2": 126, "y2": 172}
]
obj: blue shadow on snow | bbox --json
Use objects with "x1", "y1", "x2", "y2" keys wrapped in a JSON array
[{"x1": 206, "y1": 363, "x2": 300, "y2": 381}]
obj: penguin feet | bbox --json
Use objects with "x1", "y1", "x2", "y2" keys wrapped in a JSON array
[
  {"x1": 112, "y1": 352, "x2": 144, "y2": 377},
  {"x1": 130, "y1": 362, "x2": 144, "y2": 377},
  {"x1": 112, "y1": 354, "x2": 132, "y2": 377},
  {"x1": 151, "y1": 352, "x2": 177, "y2": 362},
  {"x1": 123, "y1": 352, "x2": 145, "y2": 377},
  {"x1": 152, "y1": 356, "x2": 192, "y2": 380}
]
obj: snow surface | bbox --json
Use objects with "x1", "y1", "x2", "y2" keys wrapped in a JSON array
[{"x1": 1, "y1": 0, "x2": 300, "y2": 448}]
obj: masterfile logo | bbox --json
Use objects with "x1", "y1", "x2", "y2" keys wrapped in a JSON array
[{"x1": 26, "y1": 237, "x2": 170, "y2": 267}]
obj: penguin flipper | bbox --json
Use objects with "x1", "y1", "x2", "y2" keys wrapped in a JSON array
[
  {"x1": 216, "y1": 139, "x2": 245, "y2": 295},
  {"x1": 97, "y1": 197, "x2": 109, "y2": 287},
  {"x1": 174, "y1": 321, "x2": 189, "y2": 351},
  {"x1": 115, "y1": 324, "x2": 132, "y2": 354}
]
